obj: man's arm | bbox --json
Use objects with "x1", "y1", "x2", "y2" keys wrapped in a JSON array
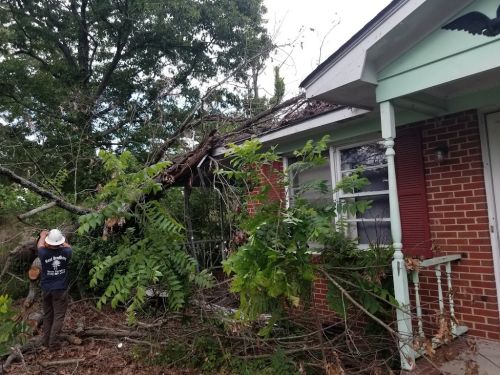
[
  {"x1": 37, "y1": 230, "x2": 49, "y2": 249},
  {"x1": 63, "y1": 242, "x2": 72, "y2": 259}
]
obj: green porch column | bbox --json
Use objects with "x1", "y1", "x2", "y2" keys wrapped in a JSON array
[{"x1": 380, "y1": 101, "x2": 415, "y2": 371}]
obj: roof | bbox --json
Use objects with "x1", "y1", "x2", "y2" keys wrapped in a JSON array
[
  {"x1": 299, "y1": 0, "x2": 402, "y2": 88},
  {"x1": 223, "y1": 100, "x2": 342, "y2": 144}
]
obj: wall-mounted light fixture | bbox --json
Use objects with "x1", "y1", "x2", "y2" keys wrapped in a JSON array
[{"x1": 435, "y1": 143, "x2": 449, "y2": 163}]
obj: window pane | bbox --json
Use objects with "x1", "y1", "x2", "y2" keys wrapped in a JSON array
[
  {"x1": 290, "y1": 156, "x2": 332, "y2": 206},
  {"x1": 356, "y1": 195, "x2": 390, "y2": 219},
  {"x1": 342, "y1": 167, "x2": 388, "y2": 193},
  {"x1": 294, "y1": 162, "x2": 332, "y2": 187},
  {"x1": 340, "y1": 143, "x2": 385, "y2": 170},
  {"x1": 348, "y1": 221, "x2": 392, "y2": 245}
]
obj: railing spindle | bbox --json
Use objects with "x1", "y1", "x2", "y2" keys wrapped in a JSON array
[
  {"x1": 435, "y1": 265, "x2": 445, "y2": 315},
  {"x1": 445, "y1": 261, "x2": 457, "y2": 335},
  {"x1": 409, "y1": 254, "x2": 467, "y2": 355},
  {"x1": 412, "y1": 270, "x2": 425, "y2": 338}
]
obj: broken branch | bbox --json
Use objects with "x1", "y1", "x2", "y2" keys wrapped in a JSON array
[
  {"x1": 0, "y1": 166, "x2": 92, "y2": 215},
  {"x1": 17, "y1": 201, "x2": 57, "y2": 220},
  {"x1": 40, "y1": 358, "x2": 85, "y2": 367}
]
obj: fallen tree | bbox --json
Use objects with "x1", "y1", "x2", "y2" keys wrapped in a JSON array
[{"x1": 0, "y1": 94, "x2": 306, "y2": 279}]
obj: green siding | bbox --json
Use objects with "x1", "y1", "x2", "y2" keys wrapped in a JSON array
[{"x1": 376, "y1": 0, "x2": 500, "y2": 102}]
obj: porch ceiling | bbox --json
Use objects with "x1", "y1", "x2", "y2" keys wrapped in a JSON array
[
  {"x1": 393, "y1": 67, "x2": 500, "y2": 117},
  {"x1": 424, "y1": 67, "x2": 500, "y2": 100}
]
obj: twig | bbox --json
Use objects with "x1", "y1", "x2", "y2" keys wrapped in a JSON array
[
  {"x1": 318, "y1": 268, "x2": 397, "y2": 337},
  {"x1": 0, "y1": 258, "x2": 12, "y2": 283},
  {"x1": 123, "y1": 337, "x2": 160, "y2": 348},
  {"x1": 40, "y1": 358, "x2": 85, "y2": 367},
  {"x1": 6, "y1": 272, "x2": 28, "y2": 283},
  {"x1": 82, "y1": 328, "x2": 145, "y2": 338}
]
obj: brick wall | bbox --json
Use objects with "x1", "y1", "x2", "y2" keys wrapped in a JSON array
[
  {"x1": 246, "y1": 114, "x2": 500, "y2": 340},
  {"x1": 416, "y1": 110, "x2": 499, "y2": 340},
  {"x1": 246, "y1": 161, "x2": 285, "y2": 215}
]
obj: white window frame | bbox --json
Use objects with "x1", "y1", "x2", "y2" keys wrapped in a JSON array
[
  {"x1": 333, "y1": 140, "x2": 390, "y2": 249},
  {"x1": 285, "y1": 138, "x2": 391, "y2": 249}
]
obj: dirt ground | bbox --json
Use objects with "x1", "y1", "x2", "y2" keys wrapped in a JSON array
[{"x1": 4, "y1": 301, "x2": 195, "y2": 375}]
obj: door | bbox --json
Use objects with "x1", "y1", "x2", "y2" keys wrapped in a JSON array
[
  {"x1": 486, "y1": 112, "x2": 500, "y2": 245},
  {"x1": 485, "y1": 111, "x2": 500, "y2": 310}
]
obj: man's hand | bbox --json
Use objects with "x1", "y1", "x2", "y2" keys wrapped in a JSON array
[{"x1": 37, "y1": 230, "x2": 49, "y2": 249}]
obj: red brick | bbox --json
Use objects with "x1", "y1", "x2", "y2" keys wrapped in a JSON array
[{"x1": 461, "y1": 314, "x2": 486, "y2": 323}]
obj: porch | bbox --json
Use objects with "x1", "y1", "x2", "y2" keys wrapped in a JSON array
[
  {"x1": 406, "y1": 336, "x2": 500, "y2": 375},
  {"x1": 295, "y1": 0, "x2": 500, "y2": 370}
]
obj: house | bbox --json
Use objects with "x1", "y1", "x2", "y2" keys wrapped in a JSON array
[{"x1": 218, "y1": 0, "x2": 500, "y2": 370}]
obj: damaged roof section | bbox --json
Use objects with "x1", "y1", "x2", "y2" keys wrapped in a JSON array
[
  {"x1": 213, "y1": 98, "x2": 370, "y2": 158},
  {"x1": 223, "y1": 100, "x2": 342, "y2": 145}
]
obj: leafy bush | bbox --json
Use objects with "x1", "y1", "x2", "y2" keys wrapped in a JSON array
[
  {"x1": 219, "y1": 137, "x2": 396, "y2": 329},
  {"x1": 77, "y1": 151, "x2": 214, "y2": 320},
  {"x1": 0, "y1": 184, "x2": 43, "y2": 221},
  {"x1": 0, "y1": 294, "x2": 29, "y2": 356}
]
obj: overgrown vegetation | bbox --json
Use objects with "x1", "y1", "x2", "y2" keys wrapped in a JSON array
[
  {"x1": 219, "y1": 137, "x2": 396, "y2": 327},
  {"x1": 0, "y1": 295, "x2": 29, "y2": 357},
  {"x1": 76, "y1": 151, "x2": 214, "y2": 320}
]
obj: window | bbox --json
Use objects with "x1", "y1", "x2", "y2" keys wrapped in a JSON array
[
  {"x1": 287, "y1": 141, "x2": 391, "y2": 247},
  {"x1": 336, "y1": 143, "x2": 391, "y2": 247},
  {"x1": 288, "y1": 152, "x2": 332, "y2": 207}
]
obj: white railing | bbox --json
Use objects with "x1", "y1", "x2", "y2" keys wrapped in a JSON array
[{"x1": 410, "y1": 254, "x2": 468, "y2": 346}]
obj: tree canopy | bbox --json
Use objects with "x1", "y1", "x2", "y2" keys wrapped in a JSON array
[{"x1": 0, "y1": 0, "x2": 271, "y2": 192}]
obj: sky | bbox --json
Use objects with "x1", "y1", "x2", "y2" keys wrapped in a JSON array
[{"x1": 260, "y1": 0, "x2": 392, "y2": 97}]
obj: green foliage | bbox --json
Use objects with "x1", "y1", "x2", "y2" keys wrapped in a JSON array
[
  {"x1": 222, "y1": 200, "x2": 320, "y2": 322},
  {"x1": 0, "y1": 184, "x2": 43, "y2": 219},
  {"x1": 0, "y1": 294, "x2": 29, "y2": 356},
  {"x1": 76, "y1": 152, "x2": 214, "y2": 320},
  {"x1": 77, "y1": 151, "x2": 171, "y2": 236},
  {"x1": 221, "y1": 138, "x2": 332, "y2": 324},
  {"x1": 0, "y1": 0, "x2": 272, "y2": 189},
  {"x1": 217, "y1": 138, "x2": 280, "y2": 203},
  {"x1": 221, "y1": 137, "x2": 397, "y2": 330}
]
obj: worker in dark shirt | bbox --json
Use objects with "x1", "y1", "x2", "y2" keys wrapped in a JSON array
[{"x1": 37, "y1": 229, "x2": 72, "y2": 350}]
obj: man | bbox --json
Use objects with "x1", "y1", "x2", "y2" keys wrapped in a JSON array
[{"x1": 37, "y1": 229, "x2": 72, "y2": 350}]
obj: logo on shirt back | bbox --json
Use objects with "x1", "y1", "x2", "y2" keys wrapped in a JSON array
[
  {"x1": 52, "y1": 259, "x2": 61, "y2": 271},
  {"x1": 44, "y1": 255, "x2": 67, "y2": 276}
]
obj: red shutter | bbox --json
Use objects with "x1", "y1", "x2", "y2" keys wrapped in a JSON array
[{"x1": 395, "y1": 128, "x2": 432, "y2": 258}]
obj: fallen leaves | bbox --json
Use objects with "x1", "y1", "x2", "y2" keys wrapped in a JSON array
[
  {"x1": 434, "y1": 314, "x2": 452, "y2": 344},
  {"x1": 405, "y1": 258, "x2": 421, "y2": 272},
  {"x1": 464, "y1": 359, "x2": 479, "y2": 375}
]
